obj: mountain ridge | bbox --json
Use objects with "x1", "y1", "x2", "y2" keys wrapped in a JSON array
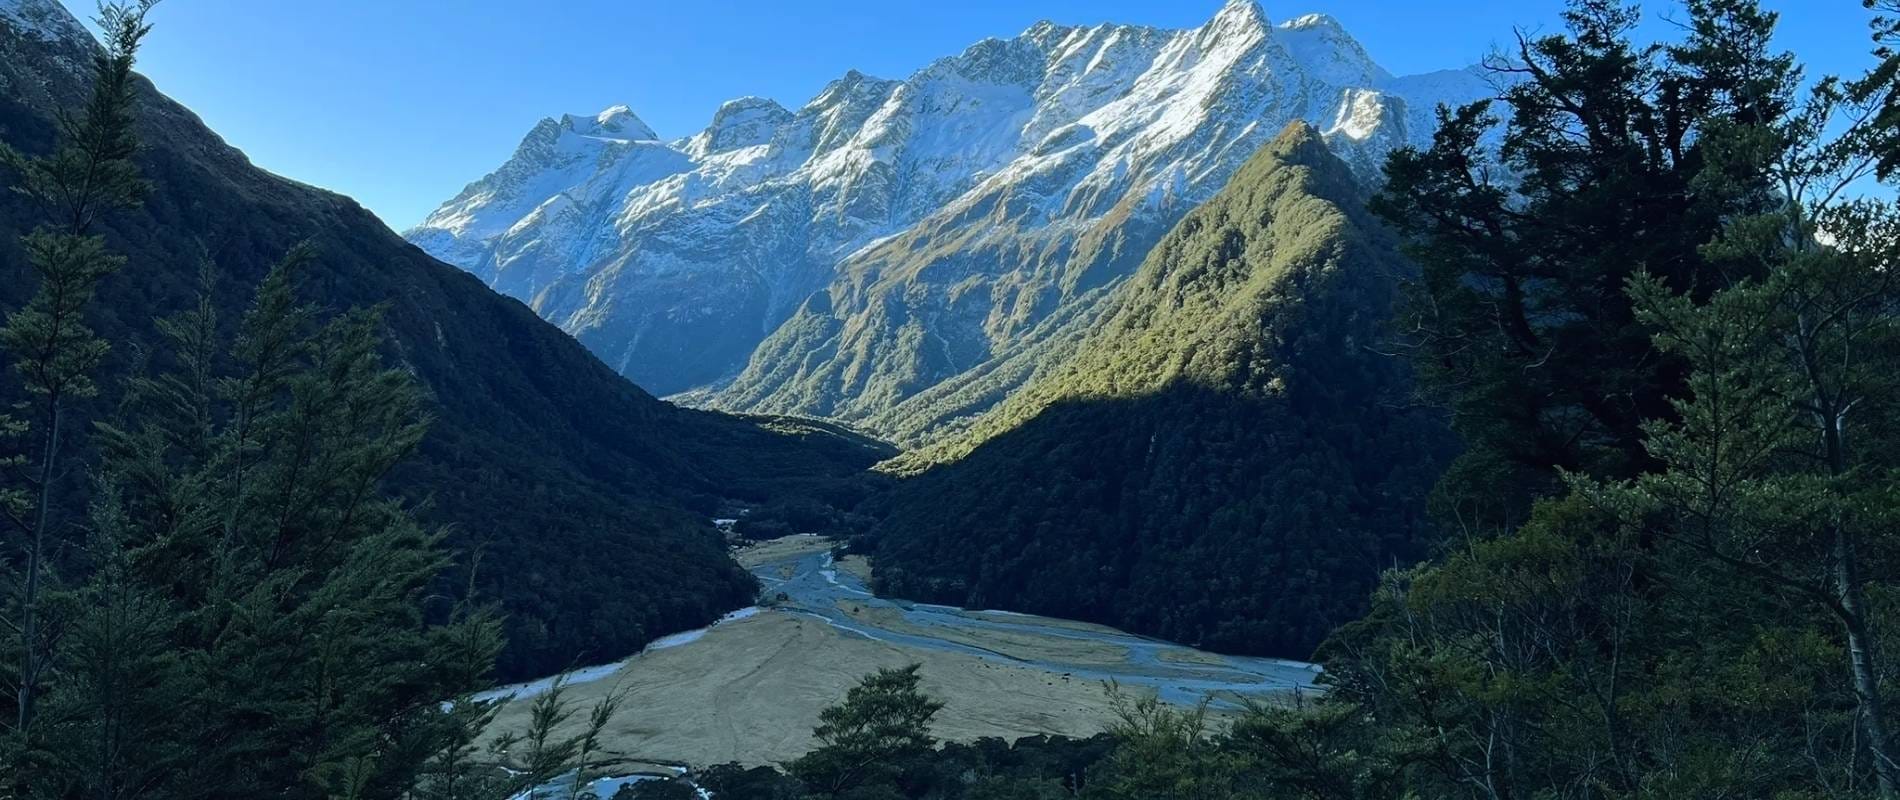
[{"x1": 407, "y1": 0, "x2": 1497, "y2": 442}]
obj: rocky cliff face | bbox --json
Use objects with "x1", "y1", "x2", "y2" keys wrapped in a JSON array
[{"x1": 408, "y1": 0, "x2": 1494, "y2": 440}]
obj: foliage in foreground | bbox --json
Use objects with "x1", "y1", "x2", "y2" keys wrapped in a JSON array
[
  {"x1": 0, "y1": 5, "x2": 519, "y2": 797},
  {"x1": 680, "y1": 667, "x2": 1386, "y2": 800},
  {"x1": 1320, "y1": 0, "x2": 1900, "y2": 798}
]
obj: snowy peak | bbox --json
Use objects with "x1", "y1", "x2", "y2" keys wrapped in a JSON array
[
  {"x1": 1281, "y1": 11, "x2": 1339, "y2": 28},
  {"x1": 691, "y1": 96, "x2": 793, "y2": 155},
  {"x1": 559, "y1": 104, "x2": 658, "y2": 141},
  {"x1": 1020, "y1": 19, "x2": 1068, "y2": 46},
  {"x1": 1278, "y1": 12, "x2": 1390, "y2": 86},
  {"x1": 806, "y1": 69, "x2": 897, "y2": 114},
  {"x1": 798, "y1": 69, "x2": 903, "y2": 155},
  {"x1": 1210, "y1": 0, "x2": 1271, "y2": 31},
  {"x1": 1199, "y1": 0, "x2": 1272, "y2": 48},
  {"x1": 933, "y1": 34, "x2": 1045, "y2": 86},
  {"x1": 505, "y1": 104, "x2": 653, "y2": 162},
  {"x1": 407, "y1": 5, "x2": 1497, "y2": 401},
  {"x1": 412, "y1": 101, "x2": 687, "y2": 255}
]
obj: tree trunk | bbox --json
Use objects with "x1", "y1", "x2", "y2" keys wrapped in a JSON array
[
  {"x1": 1791, "y1": 301, "x2": 1900, "y2": 797},
  {"x1": 1831, "y1": 490, "x2": 1900, "y2": 798},
  {"x1": 1836, "y1": 531, "x2": 1899, "y2": 797},
  {"x1": 17, "y1": 400, "x2": 61, "y2": 732},
  {"x1": 1818, "y1": 390, "x2": 1900, "y2": 797}
]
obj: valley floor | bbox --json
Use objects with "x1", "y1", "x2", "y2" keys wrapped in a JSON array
[{"x1": 480, "y1": 534, "x2": 1319, "y2": 773}]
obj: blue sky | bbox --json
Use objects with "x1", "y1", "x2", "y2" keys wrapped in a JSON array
[{"x1": 62, "y1": 0, "x2": 1883, "y2": 231}]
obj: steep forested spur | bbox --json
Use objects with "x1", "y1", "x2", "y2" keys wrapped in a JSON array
[{"x1": 863, "y1": 121, "x2": 1450, "y2": 661}]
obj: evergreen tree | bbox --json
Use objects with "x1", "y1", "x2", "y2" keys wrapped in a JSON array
[
  {"x1": 790, "y1": 664, "x2": 944, "y2": 798},
  {"x1": 19, "y1": 247, "x2": 500, "y2": 799},
  {"x1": 1856, "y1": 0, "x2": 1900, "y2": 177},
  {"x1": 1296, "y1": 2, "x2": 1900, "y2": 798},
  {"x1": 1597, "y1": 98, "x2": 1900, "y2": 795},
  {"x1": 0, "y1": 0, "x2": 154, "y2": 756},
  {"x1": 0, "y1": 73, "x2": 511, "y2": 792},
  {"x1": 27, "y1": 485, "x2": 190, "y2": 800},
  {"x1": 1371, "y1": 0, "x2": 1794, "y2": 528}
]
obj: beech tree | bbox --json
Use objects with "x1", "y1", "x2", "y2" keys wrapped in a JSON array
[
  {"x1": 1307, "y1": 1, "x2": 1900, "y2": 797},
  {"x1": 1371, "y1": 0, "x2": 1795, "y2": 528}
]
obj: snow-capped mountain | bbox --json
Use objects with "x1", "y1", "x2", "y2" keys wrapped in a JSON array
[
  {"x1": 0, "y1": 0, "x2": 88, "y2": 42},
  {"x1": 407, "y1": 0, "x2": 1496, "y2": 431}
]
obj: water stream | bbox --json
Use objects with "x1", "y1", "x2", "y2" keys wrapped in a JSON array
[{"x1": 756, "y1": 544, "x2": 1321, "y2": 708}]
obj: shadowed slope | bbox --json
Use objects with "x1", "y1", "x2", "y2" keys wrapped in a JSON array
[{"x1": 0, "y1": 6, "x2": 887, "y2": 680}]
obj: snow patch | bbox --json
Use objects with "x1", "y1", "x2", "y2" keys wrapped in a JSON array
[{"x1": 0, "y1": 0, "x2": 89, "y2": 42}]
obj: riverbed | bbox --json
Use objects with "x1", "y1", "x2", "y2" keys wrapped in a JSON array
[
  {"x1": 477, "y1": 534, "x2": 1321, "y2": 778},
  {"x1": 752, "y1": 535, "x2": 1320, "y2": 708}
]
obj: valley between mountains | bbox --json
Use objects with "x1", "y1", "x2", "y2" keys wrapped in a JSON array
[
  {"x1": 438, "y1": 111, "x2": 1426, "y2": 783},
  {"x1": 0, "y1": 0, "x2": 1448, "y2": 775},
  {"x1": 7, "y1": 0, "x2": 1885, "y2": 796},
  {"x1": 472, "y1": 535, "x2": 1318, "y2": 775}
]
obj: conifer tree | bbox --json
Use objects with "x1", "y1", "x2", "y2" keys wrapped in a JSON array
[
  {"x1": 32, "y1": 487, "x2": 192, "y2": 800},
  {"x1": 1599, "y1": 72, "x2": 1900, "y2": 794},
  {"x1": 790, "y1": 664, "x2": 943, "y2": 797},
  {"x1": 1371, "y1": 0, "x2": 1794, "y2": 528},
  {"x1": 1305, "y1": 2, "x2": 1900, "y2": 798},
  {"x1": 0, "y1": 0, "x2": 154, "y2": 747},
  {"x1": 1856, "y1": 0, "x2": 1900, "y2": 176},
  {"x1": 31, "y1": 244, "x2": 505, "y2": 799}
]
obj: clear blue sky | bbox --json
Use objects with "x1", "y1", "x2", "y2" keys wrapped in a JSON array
[{"x1": 61, "y1": 0, "x2": 1883, "y2": 231}]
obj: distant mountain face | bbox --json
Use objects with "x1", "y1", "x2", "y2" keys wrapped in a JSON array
[
  {"x1": 866, "y1": 122, "x2": 1451, "y2": 658},
  {"x1": 407, "y1": 0, "x2": 1494, "y2": 439},
  {"x1": 0, "y1": 0, "x2": 886, "y2": 681}
]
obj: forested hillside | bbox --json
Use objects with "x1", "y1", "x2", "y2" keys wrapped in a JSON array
[
  {"x1": 0, "y1": 2, "x2": 887, "y2": 682},
  {"x1": 866, "y1": 122, "x2": 1449, "y2": 657}
]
